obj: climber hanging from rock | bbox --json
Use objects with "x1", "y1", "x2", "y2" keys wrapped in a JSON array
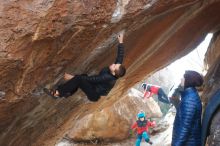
[
  {"x1": 141, "y1": 83, "x2": 180, "y2": 109},
  {"x1": 141, "y1": 83, "x2": 170, "y2": 103},
  {"x1": 131, "y1": 111, "x2": 156, "y2": 146},
  {"x1": 44, "y1": 32, "x2": 126, "y2": 101}
]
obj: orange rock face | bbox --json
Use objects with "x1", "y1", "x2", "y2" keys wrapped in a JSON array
[
  {"x1": 202, "y1": 32, "x2": 220, "y2": 146},
  {"x1": 203, "y1": 32, "x2": 220, "y2": 104},
  {"x1": 1, "y1": 0, "x2": 220, "y2": 146}
]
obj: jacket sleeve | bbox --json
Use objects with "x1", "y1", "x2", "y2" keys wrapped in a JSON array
[
  {"x1": 131, "y1": 122, "x2": 137, "y2": 129},
  {"x1": 143, "y1": 90, "x2": 152, "y2": 99},
  {"x1": 147, "y1": 121, "x2": 156, "y2": 127},
  {"x1": 175, "y1": 99, "x2": 197, "y2": 146},
  {"x1": 114, "y1": 43, "x2": 124, "y2": 64},
  {"x1": 149, "y1": 92, "x2": 153, "y2": 97},
  {"x1": 78, "y1": 74, "x2": 114, "y2": 83}
]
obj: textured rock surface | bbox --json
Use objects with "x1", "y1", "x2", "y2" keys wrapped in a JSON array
[
  {"x1": 202, "y1": 32, "x2": 220, "y2": 146},
  {"x1": 203, "y1": 32, "x2": 220, "y2": 106},
  {"x1": 56, "y1": 107, "x2": 175, "y2": 146},
  {"x1": 1, "y1": 0, "x2": 220, "y2": 146},
  {"x1": 203, "y1": 31, "x2": 220, "y2": 104},
  {"x1": 66, "y1": 88, "x2": 162, "y2": 142},
  {"x1": 206, "y1": 108, "x2": 220, "y2": 146}
]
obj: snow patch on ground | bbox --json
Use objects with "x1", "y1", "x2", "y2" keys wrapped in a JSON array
[
  {"x1": 150, "y1": 107, "x2": 176, "y2": 146},
  {"x1": 56, "y1": 139, "x2": 73, "y2": 146}
]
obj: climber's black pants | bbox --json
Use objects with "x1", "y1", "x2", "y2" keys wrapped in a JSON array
[
  {"x1": 158, "y1": 88, "x2": 170, "y2": 104},
  {"x1": 158, "y1": 88, "x2": 180, "y2": 109},
  {"x1": 57, "y1": 75, "x2": 100, "y2": 101}
]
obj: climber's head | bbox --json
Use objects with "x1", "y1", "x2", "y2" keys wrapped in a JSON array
[{"x1": 109, "y1": 63, "x2": 126, "y2": 78}]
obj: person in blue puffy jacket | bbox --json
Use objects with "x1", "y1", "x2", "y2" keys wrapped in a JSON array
[{"x1": 172, "y1": 70, "x2": 203, "y2": 146}]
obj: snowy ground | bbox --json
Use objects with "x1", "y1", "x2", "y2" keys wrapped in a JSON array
[{"x1": 150, "y1": 108, "x2": 175, "y2": 146}]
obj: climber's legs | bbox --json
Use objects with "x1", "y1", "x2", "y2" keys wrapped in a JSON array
[
  {"x1": 157, "y1": 88, "x2": 170, "y2": 104},
  {"x1": 56, "y1": 75, "x2": 100, "y2": 101}
]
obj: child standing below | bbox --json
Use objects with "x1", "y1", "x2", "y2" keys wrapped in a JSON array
[{"x1": 131, "y1": 111, "x2": 156, "y2": 146}]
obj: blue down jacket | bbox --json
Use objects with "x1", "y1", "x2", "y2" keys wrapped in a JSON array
[{"x1": 172, "y1": 87, "x2": 202, "y2": 146}]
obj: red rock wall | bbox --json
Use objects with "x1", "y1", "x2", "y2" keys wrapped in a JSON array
[
  {"x1": 1, "y1": 0, "x2": 220, "y2": 146},
  {"x1": 203, "y1": 31, "x2": 220, "y2": 104},
  {"x1": 202, "y1": 31, "x2": 220, "y2": 146}
]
